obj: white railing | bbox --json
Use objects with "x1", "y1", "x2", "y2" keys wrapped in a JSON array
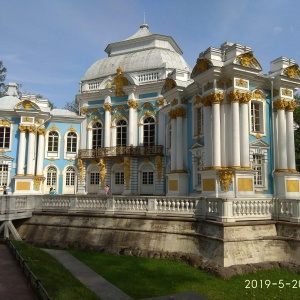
[{"x1": 1, "y1": 195, "x2": 300, "y2": 223}]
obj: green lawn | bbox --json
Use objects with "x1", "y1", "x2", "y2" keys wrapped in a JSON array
[{"x1": 11, "y1": 241, "x2": 300, "y2": 300}]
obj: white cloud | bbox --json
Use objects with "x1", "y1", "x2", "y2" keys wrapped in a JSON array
[{"x1": 273, "y1": 26, "x2": 283, "y2": 35}]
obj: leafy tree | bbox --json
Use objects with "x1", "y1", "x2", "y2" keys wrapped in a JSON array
[
  {"x1": 0, "y1": 61, "x2": 7, "y2": 97},
  {"x1": 63, "y1": 99, "x2": 79, "y2": 113},
  {"x1": 294, "y1": 94, "x2": 300, "y2": 171}
]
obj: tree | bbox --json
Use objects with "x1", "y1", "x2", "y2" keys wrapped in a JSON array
[
  {"x1": 294, "y1": 94, "x2": 300, "y2": 171},
  {"x1": 0, "y1": 61, "x2": 7, "y2": 97},
  {"x1": 63, "y1": 99, "x2": 79, "y2": 114}
]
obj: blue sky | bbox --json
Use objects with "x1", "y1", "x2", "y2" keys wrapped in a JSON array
[{"x1": 1, "y1": 0, "x2": 300, "y2": 108}]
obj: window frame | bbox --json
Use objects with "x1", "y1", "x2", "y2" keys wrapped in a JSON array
[
  {"x1": 46, "y1": 130, "x2": 61, "y2": 159},
  {"x1": 116, "y1": 119, "x2": 128, "y2": 147},
  {"x1": 249, "y1": 97, "x2": 266, "y2": 137}
]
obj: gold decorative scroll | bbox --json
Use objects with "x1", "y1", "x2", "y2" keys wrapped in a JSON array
[
  {"x1": 286, "y1": 100, "x2": 297, "y2": 112},
  {"x1": 27, "y1": 125, "x2": 36, "y2": 132},
  {"x1": 235, "y1": 78, "x2": 248, "y2": 88},
  {"x1": 156, "y1": 98, "x2": 165, "y2": 106},
  {"x1": 112, "y1": 67, "x2": 129, "y2": 97},
  {"x1": 33, "y1": 177, "x2": 44, "y2": 190},
  {"x1": 18, "y1": 125, "x2": 27, "y2": 133},
  {"x1": 191, "y1": 58, "x2": 210, "y2": 78},
  {"x1": 161, "y1": 78, "x2": 177, "y2": 94},
  {"x1": 171, "y1": 98, "x2": 178, "y2": 106},
  {"x1": 0, "y1": 118, "x2": 11, "y2": 126},
  {"x1": 103, "y1": 103, "x2": 112, "y2": 111},
  {"x1": 236, "y1": 52, "x2": 260, "y2": 68},
  {"x1": 283, "y1": 64, "x2": 300, "y2": 79},
  {"x1": 68, "y1": 125, "x2": 76, "y2": 132},
  {"x1": 78, "y1": 159, "x2": 84, "y2": 183},
  {"x1": 80, "y1": 107, "x2": 88, "y2": 115},
  {"x1": 252, "y1": 89, "x2": 263, "y2": 99},
  {"x1": 219, "y1": 170, "x2": 233, "y2": 192},
  {"x1": 155, "y1": 156, "x2": 162, "y2": 183},
  {"x1": 227, "y1": 90, "x2": 251, "y2": 103}
]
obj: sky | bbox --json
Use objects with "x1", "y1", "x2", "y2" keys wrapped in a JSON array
[{"x1": 1, "y1": 0, "x2": 300, "y2": 108}]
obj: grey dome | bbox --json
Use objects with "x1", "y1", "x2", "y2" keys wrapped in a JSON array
[{"x1": 82, "y1": 48, "x2": 191, "y2": 81}]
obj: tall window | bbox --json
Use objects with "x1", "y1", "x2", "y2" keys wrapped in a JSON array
[
  {"x1": 46, "y1": 166, "x2": 57, "y2": 186},
  {"x1": 0, "y1": 164, "x2": 8, "y2": 186},
  {"x1": 143, "y1": 117, "x2": 155, "y2": 146},
  {"x1": 250, "y1": 102, "x2": 263, "y2": 133},
  {"x1": 67, "y1": 132, "x2": 77, "y2": 153},
  {"x1": 252, "y1": 154, "x2": 263, "y2": 186},
  {"x1": 48, "y1": 131, "x2": 59, "y2": 152},
  {"x1": 0, "y1": 127, "x2": 10, "y2": 148},
  {"x1": 92, "y1": 122, "x2": 103, "y2": 149},
  {"x1": 196, "y1": 107, "x2": 203, "y2": 136},
  {"x1": 116, "y1": 120, "x2": 127, "y2": 146},
  {"x1": 65, "y1": 166, "x2": 75, "y2": 186}
]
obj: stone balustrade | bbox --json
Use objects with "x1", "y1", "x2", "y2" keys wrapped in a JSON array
[{"x1": 1, "y1": 195, "x2": 300, "y2": 223}]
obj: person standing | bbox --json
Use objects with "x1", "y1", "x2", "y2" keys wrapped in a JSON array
[
  {"x1": 104, "y1": 185, "x2": 110, "y2": 196},
  {"x1": 3, "y1": 185, "x2": 7, "y2": 195}
]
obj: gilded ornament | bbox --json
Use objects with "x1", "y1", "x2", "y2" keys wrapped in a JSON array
[
  {"x1": 283, "y1": 65, "x2": 300, "y2": 79},
  {"x1": 18, "y1": 125, "x2": 27, "y2": 133},
  {"x1": 37, "y1": 127, "x2": 46, "y2": 135},
  {"x1": 78, "y1": 159, "x2": 84, "y2": 183},
  {"x1": 273, "y1": 99, "x2": 288, "y2": 110},
  {"x1": 68, "y1": 125, "x2": 76, "y2": 132},
  {"x1": 191, "y1": 58, "x2": 210, "y2": 78},
  {"x1": 116, "y1": 114, "x2": 124, "y2": 119},
  {"x1": 23, "y1": 116, "x2": 33, "y2": 122},
  {"x1": 219, "y1": 170, "x2": 233, "y2": 193},
  {"x1": 127, "y1": 99, "x2": 138, "y2": 109},
  {"x1": 155, "y1": 156, "x2": 162, "y2": 183},
  {"x1": 273, "y1": 89, "x2": 279, "y2": 97},
  {"x1": 143, "y1": 158, "x2": 150, "y2": 163},
  {"x1": 0, "y1": 119, "x2": 11, "y2": 126},
  {"x1": 93, "y1": 116, "x2": 99, "y2": 121},
  {"x1": 175, "y1": 107, "x2": 186, "y2": 118},
  {"x1": 97, "y1": 158, "x2": 106, "y2": 188},
  {"x1": 240, "y1": 92, "x2": 251, "y2": 104},
  {"x1": 252, "y1": 90, "x2": 263, "y2": 99},
  {"x1": 103, "y1": 103, "x2": 112, "y2": 111},
  {"x1": 168, "y1": 110, "x2": 177, "y2": 119},
  {"x1": 161, "y1": 77, "x2": 177, "y2": 93},
  {"x1": 122, "y1": 157, "x2": 131, "y2": 188},
  {"x1": 200, "y1": 95, "x2": 212, "y2": 106},
  {"x1": 211, "y1": 92, "x2": 224, "y2": 104},
  {"x1": 80, "y1": 107, "x2": 88, "y2": 115},
  {"x1": 23, "y1": 100, "x2": 33, "y2": 110},
  {"x1": 286, "y1": 100, "x2": 297, "y2": 112},
  {"x1": 204, "y1": 82, "x2": 213, "y2": 92},
  {"x1": 235, "y1": 78, "x2": 248, "y2": 88},
  {"x1": 144, "y1": 110, "x2": 152, "y2": 117},
  {"x1": 181, "y1": 97, "x2": 187, "y2": 104},
  {"x1": 111, "y1": 67, "x2": 129, "y2": 97},
  {"x1": 255, "y1": 133, "x2": 262, "y2": 139},
  {"x1": 236, "y1": 52, "x2": 259, "y2": 68},
  {"x1": 156, "y1": 98, "x2": 165, "y2": 106},
  {"x1": 226, "y1": 79, "x2": 233, "y2": 88},
  {"x1": 33, "y1": 177, "x2": 44, "y2": 190},
  {"x1": 282, "y1": 88, "x2": 292, "y2": 97},
  {"x1": 216, "y1": 80, "x2": 224, "y2": 89},
  {"x1": 171, "y1": 98, "x2": 178, "y2": 106},
  {"x1": 91, "y1": 160, "x2": 97, "y2": 165},
  {"x1": 194, "y1": 94, "x2": 202, "y2": 106},
  {"x1": 49, "y1": 124, "x2": 58, "y2": 131}
]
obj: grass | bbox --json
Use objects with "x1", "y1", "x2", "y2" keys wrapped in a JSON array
[
  {"x1": 11, "y1": 241, "x2": 300, "y2": 300},
  {"x1": 11, "y1": 241, "x2": 100, "y2": 300}
]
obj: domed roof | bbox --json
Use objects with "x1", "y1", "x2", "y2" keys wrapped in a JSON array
[
  {"x1": 81, "y1": 24, "x2": 191, "y2": 82},
  {"x1": 0, "y1": 83, "x2": 21, "y2": 110}
]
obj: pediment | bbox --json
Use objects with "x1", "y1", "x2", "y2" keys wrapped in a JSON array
[
  {"x1": 15, "y1": 100, "x2": 40, "y2": 111},
  {"x1": 0, "y1": 153, "x2": 14, "y2": 162},
  {"x1": 189, "y1": 142, "x2": 204, "y2": 150},
  {"x1": 250, "y1": 140, "x2": 269, "y2": 148}
]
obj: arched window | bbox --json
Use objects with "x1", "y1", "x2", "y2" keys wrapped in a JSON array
[
  {"x1": 48, "y1": 131, "x2": 59, "y2": 152},
  {"x1": 46, "y1": 166, "x2": 57, "y2": 187},
  {"x1": 143, "y1": 117, "x2": 155, "y2": 146},
  {"x1": 65, "y1": 166, "x2": 75, "y2": 186},
  {"x1": 116, "y1": 120, "x2": 127, "y2": 146},
  {"x1": 67, "y1": 132, "x2": 77, "y2": 153},
  {"x1": 90, "y1": 166, "x2": 100, "y2": 185},
  {"x1": 92, "y1": 122, "x2": 103, "y2": 149}
]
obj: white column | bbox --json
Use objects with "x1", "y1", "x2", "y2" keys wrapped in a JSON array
[
  {"x1": 26, "y1": 128, "x2": 36, "y2": 175},
  {"x1": 127, "y1": 99, "x2": 138, "y2": 146},
  {"x1": 36, "y1": 128, "x2": 45, "y2": 175},
  {"x1": 170, "y1": 114, "x2": 177, "y2": 171},
  {"x1": 286, "y1": 103, "x2": 296, "y2": 171},
  {"x1": 231, "y1": 101, "x2": 240, "y2": 168},
  {"x1": 240, "y1": 100, "x2": 250, "y2": 168},
  {"x1": 203, "y1": 105, "x2": 212, "y2": 168},
  {"x1": 103, "y1": 103, "x2": 111, "y2": 147},
  {"x1": 176, "y1": 116, "x2": 183, "y2": 170},
  {"x1": 111, "y1": 126, "x2": 116, "y2": 147},
  {"x1": 17, "y1": 126, "x2": 27, "y2": 175},
  {"x1": 277, "y1": 107, "x2": 288, "y2": 170},
  {"x1": 212, "y1": 101, "x2": 221, "y2": 168}
]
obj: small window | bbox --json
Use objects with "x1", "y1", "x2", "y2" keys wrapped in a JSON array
[
  {"x1": 0, "y1": 127, "x2": 11, "y2": 149},
  {"x1": 196, "y1": 107, "x2": 204, "y2": 136},
  {"x1": 250, "y1": 100, "x2": 265, "y2": 135},
  {"x1": 0, "y1": 164, "x2": 8, "y2": 186},
  {"x1": 252, "y1": 154, "x2": 263, "y2": 186},
  {"x1": 67, "y1": 132, "x2": 77, "y2": 153},
  {"x1": 48, "y1": 131, "x2": 59, "y2": 152}
]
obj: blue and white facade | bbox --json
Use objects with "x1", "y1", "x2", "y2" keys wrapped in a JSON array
[{"x1": 1, "y1": 24, "x2": 300, "y2": 199}]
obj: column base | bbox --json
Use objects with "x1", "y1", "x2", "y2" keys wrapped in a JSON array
[
  {"x1": 13, "y1": 175, "x2": 44, "y2": 195},
  {"x1": 166, "y1": 172, "x2": 189, "y2": 196},
  {"x1": 274, "y1": 171, "x2": 300, "y2": 198}
]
